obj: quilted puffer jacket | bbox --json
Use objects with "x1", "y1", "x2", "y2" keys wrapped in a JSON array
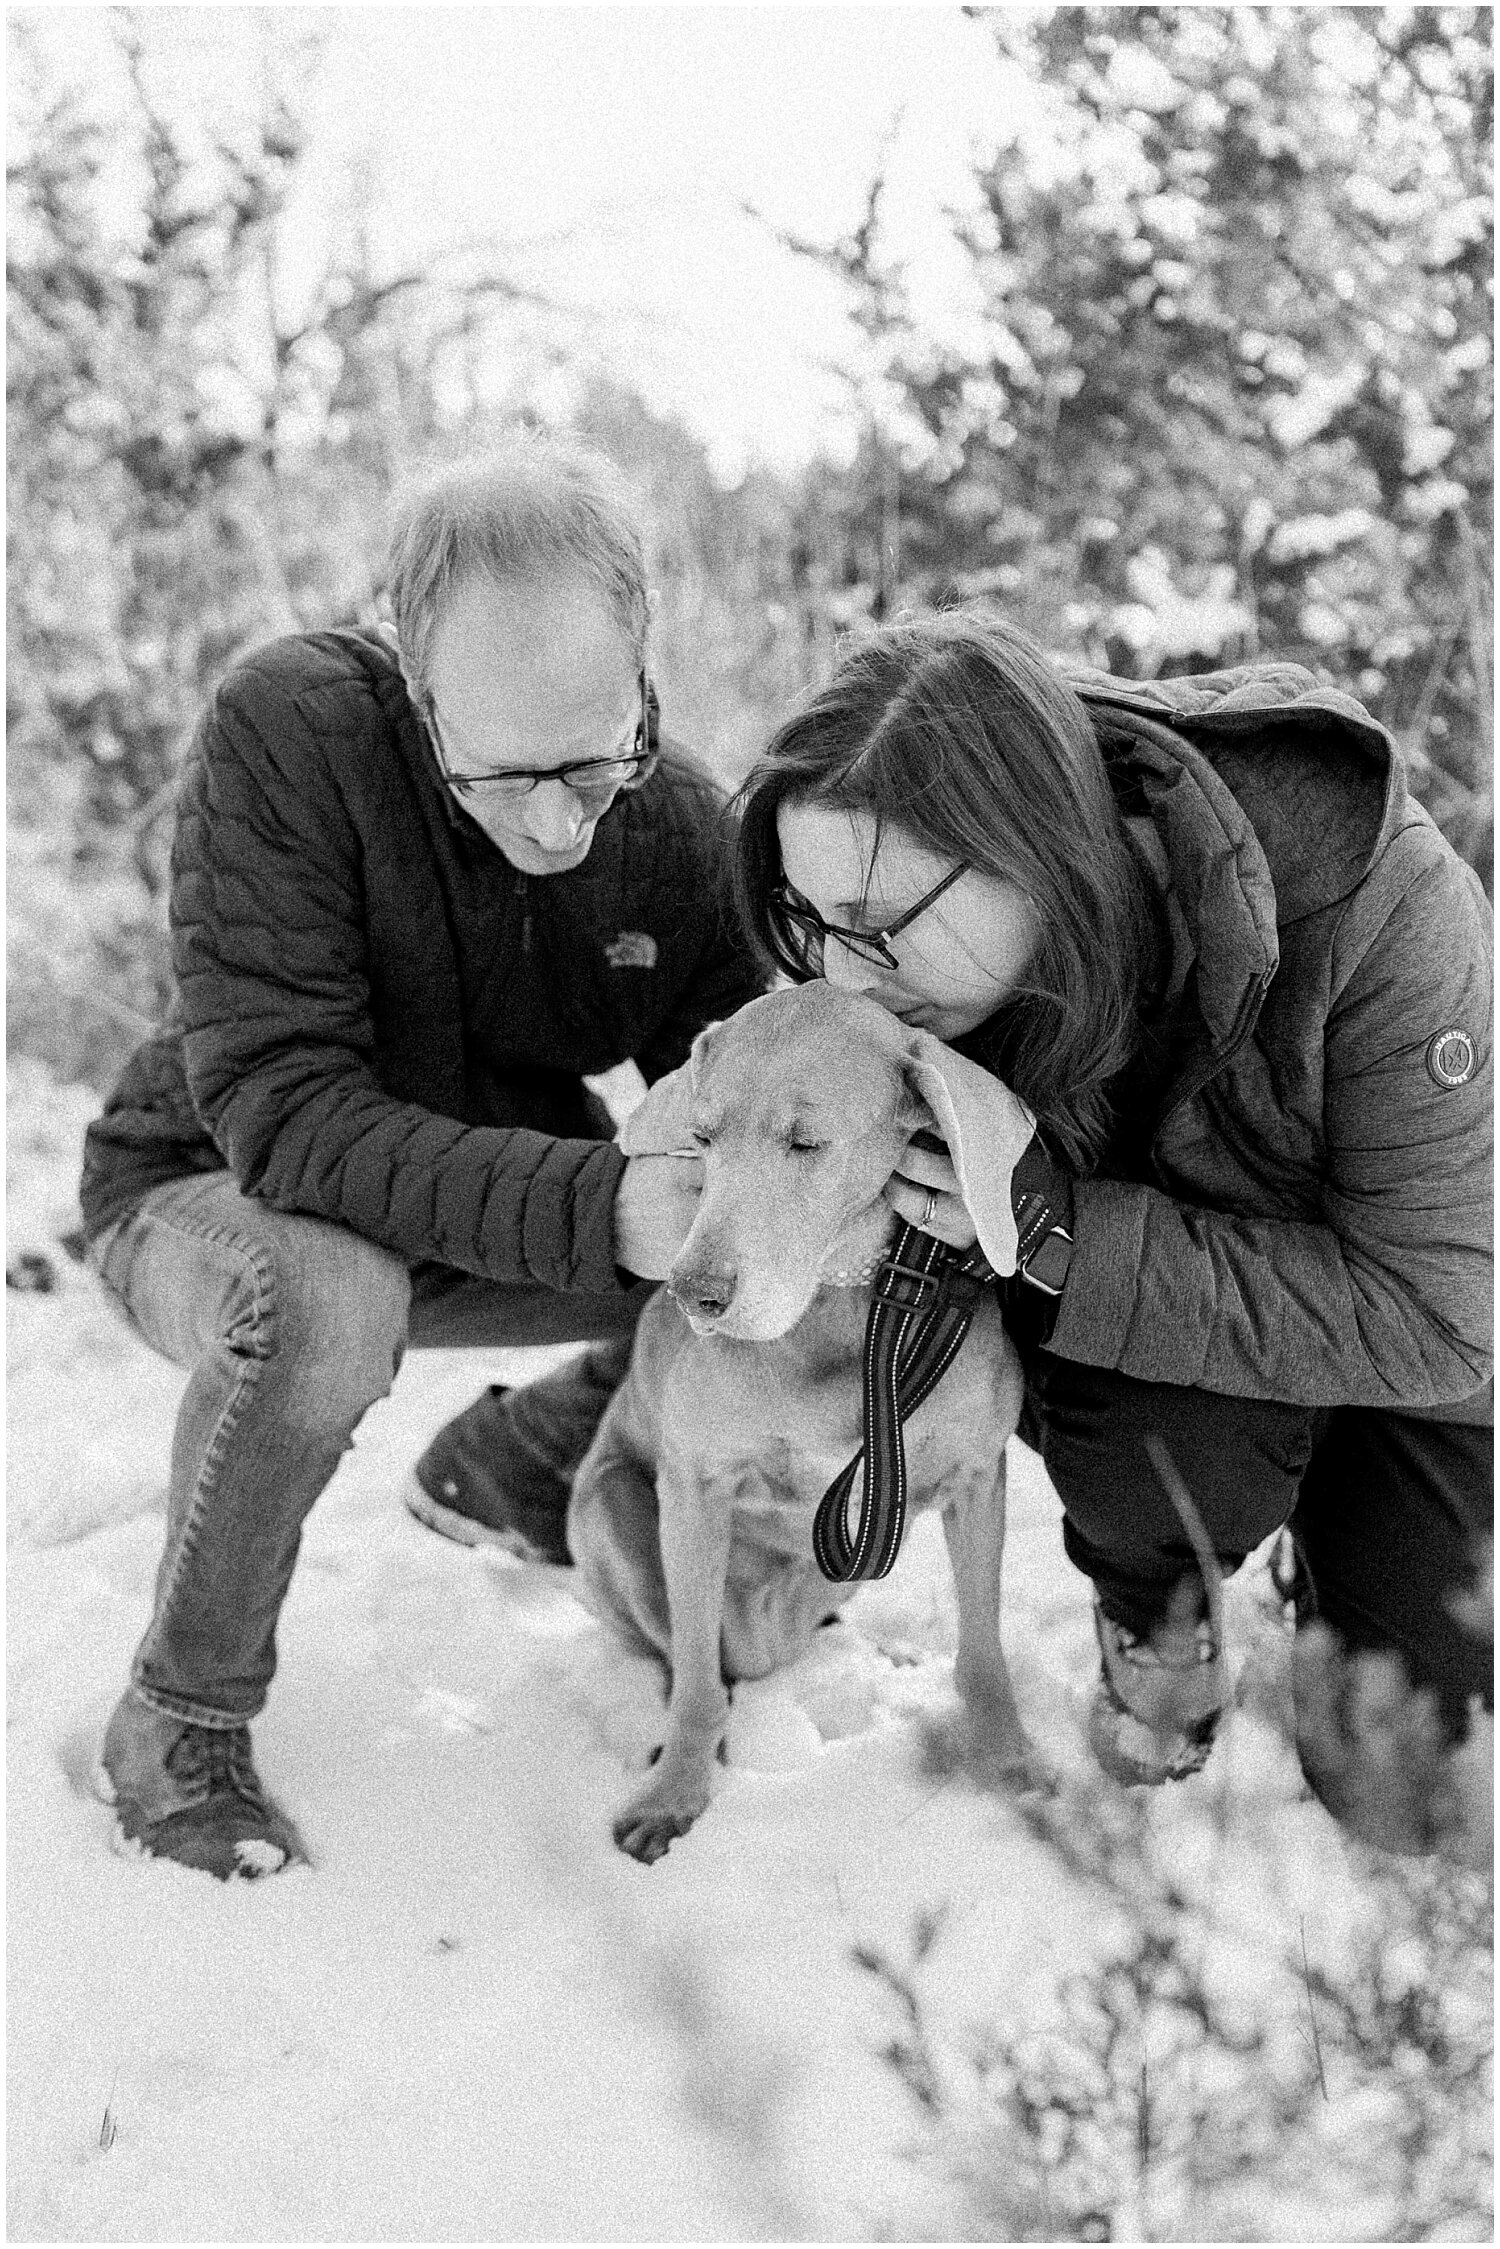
[
  {"x1": 1035, "y1": 662, "x2": 1492, "y2": 1417},
  {"x1": 80, "y1": 628, "x2": 764, "y2": 1294}
]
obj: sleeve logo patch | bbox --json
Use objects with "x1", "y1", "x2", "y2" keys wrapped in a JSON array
[
  {"x1": 605, "y1": 931, "x2": 658, "y2": 970},
  {"x1": 1426, "y1": 1027, "x2": 1476, "y2": 1088}
]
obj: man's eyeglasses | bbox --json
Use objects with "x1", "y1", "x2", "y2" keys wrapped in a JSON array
[
  {"x1": 429, "y1": 673, "x2": 656, "y2": 804},
  {"x1": 771, "y1": 862, "x2": 967, "y2": 972}
]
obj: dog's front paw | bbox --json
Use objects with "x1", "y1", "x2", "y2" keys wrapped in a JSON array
[
  {"x1": 974, "y1": 1732, "x2": 1058, "y2": 1799},
  {"x1": 611, "y1": 1767, "x2": 714, "y2": 1864},
  {"x1": 923, "y1": 1705, "x2": 1057, "y2": 1798}
]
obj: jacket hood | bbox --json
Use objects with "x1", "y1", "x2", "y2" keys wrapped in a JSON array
[
  {"x1": 1071, "y1": 661, "x2": 1405, "y2": 906},
  {"x1": 1068, "y1": 660, "x2": 1407, "y2": 1051}
]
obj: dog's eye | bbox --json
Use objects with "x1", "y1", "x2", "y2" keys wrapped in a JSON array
[{"x1": 786, "y1": 1136, "x2": 826, "y2": 1156}]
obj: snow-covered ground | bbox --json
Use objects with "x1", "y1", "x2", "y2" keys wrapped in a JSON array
[{"x1": 7, "y1": 1061, "x2": 1492, "y2": 2242}]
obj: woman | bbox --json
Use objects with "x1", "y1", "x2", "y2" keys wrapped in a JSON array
[{"x1": 732, "y1": 610, "x2": 1492, "y2": 1851}]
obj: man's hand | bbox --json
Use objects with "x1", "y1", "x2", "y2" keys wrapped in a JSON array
[{"x1": 613, "y1": 1153, "x2": 704, "y2": 1280}]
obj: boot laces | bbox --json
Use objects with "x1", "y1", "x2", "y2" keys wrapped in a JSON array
[
  {"x1": 1094, "y1": 1601, "x2": 1224, "y2": 1756},
  {"x1": 165, "y1": 1724, "x2": 269, "y2": 1812},
  {"x1": 1112, "y1": 1615, "x2": 1219, "y2": 1670}
]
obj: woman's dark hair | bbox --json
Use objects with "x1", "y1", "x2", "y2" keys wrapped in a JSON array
[{"x1": 731, "y1": 609, "x2": 1154, "y2": 1173}]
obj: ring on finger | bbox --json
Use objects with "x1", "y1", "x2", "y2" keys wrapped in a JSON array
[{"x1": 920, "y1": 1188, "x2": 938, "y2": 1228}]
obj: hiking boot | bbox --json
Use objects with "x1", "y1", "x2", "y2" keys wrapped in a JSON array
[
  {"x1": 1087, "y1": 1592, "x2": 1227, "y2": 1787},
  {"x1": 97, "y1": 1694, "x2": 309, "y2": 1880},
  {"x1": 405, "y1": 1384, "x2": 573, "y2": 1565}
]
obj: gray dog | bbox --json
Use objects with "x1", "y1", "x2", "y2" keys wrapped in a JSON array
[{"x1": 568, "y1": 982, "x2": 1050, "y2": 1863}]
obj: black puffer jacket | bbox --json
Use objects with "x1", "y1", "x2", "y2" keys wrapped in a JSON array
[{"x1": 80, "y1": 628, "x2": 764, "y2": 1293}]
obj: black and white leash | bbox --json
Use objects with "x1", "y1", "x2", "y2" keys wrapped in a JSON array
[{"x1": 812, "y1": 1222, "x2": 996, "y2": 1583}]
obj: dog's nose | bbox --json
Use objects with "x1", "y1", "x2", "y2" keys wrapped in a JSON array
[{"x1": 669, "y1": 1264, "x2": 737, "y2": 1321}]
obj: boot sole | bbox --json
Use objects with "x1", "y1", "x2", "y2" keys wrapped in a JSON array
[
  {"x1": 106, "y1": 1814, "x2": 306, "y2": 1878},
  {"x1": 105, "y1": 1794, "x2": 310, "y2": 1877},
  {"x1": 402, "y1": 1472, "x2": 569, "y2": 1567}
]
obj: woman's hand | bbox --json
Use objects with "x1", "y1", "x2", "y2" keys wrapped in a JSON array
[{"x1": 883, "y1": 1127, "x2": 979, "y2": 1252}]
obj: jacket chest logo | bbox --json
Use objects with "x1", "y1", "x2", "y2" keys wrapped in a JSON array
[
  {"x1": 1426, "y1": 1027, "x2": 1476, "y2": 1088},
  {"x1": 605, "y1": 931, "x2": 658, "y2": 970}
]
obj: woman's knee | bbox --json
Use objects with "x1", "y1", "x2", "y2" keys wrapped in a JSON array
[
  {"x1": 1034, "y1": 1360, "x2": 1317, "y2": 1632},
  {"x1": 1030, "y1": 1356, "x2": 1316, "y2": 1574}
]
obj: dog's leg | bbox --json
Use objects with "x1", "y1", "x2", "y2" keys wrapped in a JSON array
[
  {"x1": 941, "y1": 1467, "x2": 1052, "y2": 1793},
  {"x1": 611, "y1": 1463, "x2": 733, "y2": 1864},
  {"x1": 569, "y1": 1444, "x2": 674, "y2": 1674},
  {"x1": 722, "y1": 1556, "x2": 854, "y2": 1682}
]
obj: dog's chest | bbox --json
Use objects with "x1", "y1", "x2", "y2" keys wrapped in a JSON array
[
  {"x1": 678, "y1": 1353, "x2": 862, "y2": 1524},
  {"x1": 661, "y1": 1298, "x2": 1019, "y2": 1554}
]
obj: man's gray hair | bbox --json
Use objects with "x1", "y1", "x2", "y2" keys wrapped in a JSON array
[{"x1": 386, "y1": 433, "x2": 650, "y2": 702}]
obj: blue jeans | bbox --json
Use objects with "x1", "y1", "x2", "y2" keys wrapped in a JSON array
[{"x1": 89, "y1": 1172, "x2": 651, "y2": 1728}]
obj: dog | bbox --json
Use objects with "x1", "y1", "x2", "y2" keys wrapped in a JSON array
[{"x1": 567, "y1": 981, "x2": 1049, "y2": 1863}]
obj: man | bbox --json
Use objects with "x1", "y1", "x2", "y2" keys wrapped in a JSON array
[{"x1": 79, "y1": 436, "x2": 764, "y2": 1879}]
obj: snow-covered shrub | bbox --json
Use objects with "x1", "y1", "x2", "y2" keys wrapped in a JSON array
[
  {"x1": 848, "y1": 1499, "x2": 1492, "y2": 2240},
  {"x1": 858, "y1": 1658, "x2": 1493, "y2": 2241}
]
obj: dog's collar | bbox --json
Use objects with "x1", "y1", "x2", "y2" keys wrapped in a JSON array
[
  {"x1": 818, "y1": 1208, "x2": 899, "y2": 1291},
  {"x1": 818, "y1": 1251, "x2": 884, "y2": 1289}
]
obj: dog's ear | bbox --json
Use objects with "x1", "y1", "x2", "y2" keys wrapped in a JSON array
[
  {"x1": 616, "y1": 1024, "x2": 718, "y2": 1157},
  {"x1": 617, "y1": 1062, "x2": 695, "y2": 1155},
  {"x1": 903, "y1": 1030, "x2": 1036, "y2": 1275}
]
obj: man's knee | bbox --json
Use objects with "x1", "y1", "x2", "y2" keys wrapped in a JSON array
[{"x1": 236, "y1": 1211, "x2": 411, "y2": 1426}]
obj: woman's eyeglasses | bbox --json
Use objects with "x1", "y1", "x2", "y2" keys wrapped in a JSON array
[
  {"x1": 771, "y1": 862, "x2": 966, "y2": 972},
  {"x1": 430, "y1": 674, "x2": 656, "y2": 804}
]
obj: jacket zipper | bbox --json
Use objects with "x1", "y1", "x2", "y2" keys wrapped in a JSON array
[
  {"x1": 1153, "y1": 965, "x2": 1277, "y2": 1148},
  {"x1": 518, "y1": 874, "x2": 532, "y2": 956}
]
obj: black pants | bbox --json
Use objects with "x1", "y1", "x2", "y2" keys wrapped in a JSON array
[{"x1": 1012, "y1": 1312, "x2": 1492, "y2": 1742}]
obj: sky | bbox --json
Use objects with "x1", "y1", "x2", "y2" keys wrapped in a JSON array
[{"x1": 11, "y1": 3, "x2": 1031, "y2": 478}]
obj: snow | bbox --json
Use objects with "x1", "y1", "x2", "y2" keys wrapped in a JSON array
[{"x1": 7, "y1": 1064, "x2": 1492, "y2": 2241}]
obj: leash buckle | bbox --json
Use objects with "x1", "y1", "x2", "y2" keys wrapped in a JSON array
[{"x1": 872, "y1": 1257, "x2": 942, "y2": 1314}]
